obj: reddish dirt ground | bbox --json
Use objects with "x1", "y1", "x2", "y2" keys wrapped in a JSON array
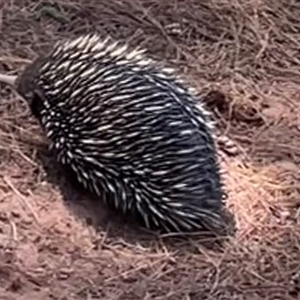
[{"x1": 0, "y1": 0, "x2": 299, "y2": 299}]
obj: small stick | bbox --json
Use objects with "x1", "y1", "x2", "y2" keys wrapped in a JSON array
[
  {"x1": 4, "y1": 176, "x2": 40, "y2": 225},
  {"x1": 0, "y1": 56, "x2": 32, "y2": 64},
  {"x1": 9, "y1": 220, "x2": 18, "y2": 241},
  {"x1": 0, "y1": 74, "x2": 17, "y2": 86}
]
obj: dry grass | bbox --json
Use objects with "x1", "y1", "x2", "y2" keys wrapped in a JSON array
[{"x1": 0, "y1": 0, "x2": 299, "y2": 299}]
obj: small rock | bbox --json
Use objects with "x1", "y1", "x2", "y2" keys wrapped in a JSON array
[{"x1": 57, "y1": 269, "x2": 72, "y2": 280}]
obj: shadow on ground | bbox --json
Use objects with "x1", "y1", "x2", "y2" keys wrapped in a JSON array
[{"x1": 35, "y1": 145, "x2": 234, "y2": 254}]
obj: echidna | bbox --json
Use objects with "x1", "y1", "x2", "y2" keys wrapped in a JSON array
[{"x1": 0, "y1": 34, "x2": 230, "y2": 235}]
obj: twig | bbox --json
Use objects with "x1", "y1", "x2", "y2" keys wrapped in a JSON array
[
  {"x1": 9, "y1": 219, "x2": 18, "y2": 241},
  {"x1": 0, "y1": 73, "x2": 17, "y2": 86},
  {"x1": 4, "y1": 176, "x2": 40, "y2": 225},
  {"x1": 0, "y1": 56, "x2": 32, "y2": 64},
  {"x1": 104, "y1": 256, "x2": 167, "y2": 283}
]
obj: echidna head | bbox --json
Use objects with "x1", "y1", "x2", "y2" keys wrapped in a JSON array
[
  {"x1": 0, "y1": 57, "x2": 46, "y2": 118},
  {"x1": 14, "y1": 57, "x2": 46, "y2": 103}
]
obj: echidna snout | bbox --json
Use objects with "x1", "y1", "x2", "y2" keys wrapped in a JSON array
[{"x1": 2, "y1": 34, "x2": 232, "y2": 235}]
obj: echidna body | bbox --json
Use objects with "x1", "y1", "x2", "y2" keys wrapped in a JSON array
[{"x1": 11, "y1": 34, "x2": 227, "y2": 234}]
